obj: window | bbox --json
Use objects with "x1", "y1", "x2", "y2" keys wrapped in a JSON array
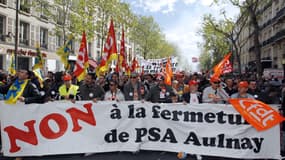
[
  {"x1": 40, "y1": 27, "x2": 48, "y2": 49},
  {"x1": 57, "y1": 8, "x2": 64, "y2": 25},
  {"x1": 20, "y1": 0, "x2": 30, "y2": 13},
  {"x1": 19, "y1": 21, "x2": 29, "y2": 46},
  {"x1": 56, "y1": 35, "x2": 62, "y2": 47},
  {"x1": 0, "y1": 0, "x2": 6, "y2": 5},
  {"x1": 40, "y1": 2, "x2": 48, "y2": 20},
  {"x1": 0, "y1": 15, "x2": 5, "y2": 41}
]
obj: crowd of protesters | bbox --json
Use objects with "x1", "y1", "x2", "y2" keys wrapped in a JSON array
[
  {"x1": 0, "y1": 68, "x2": 284, "y2": 159},
  {"x1": 0, "y1": 68, "x2": 284, "y2": 106}
]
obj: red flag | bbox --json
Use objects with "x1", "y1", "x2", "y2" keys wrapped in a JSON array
[
  {"x1": 164, "y1": 58, "x2": 173, "y2": 85},
  {"x1": 97, "y1": 19, "x2": 118, "y2": 74},
  {"x1": 222, "y1": 59, "x2": 233, "y2": 74},
  {"x1": 125, "y1": 64, "x2": 131, "y2": 76},
  {"x1": 131, "y1": 57, "x2": 139, "y2": 72},
  {"x1": 192, "y1": 57, "x2": 198, "y2": 63},
  {"x1": 119, "y1": 28, "x2": 127, "y2": 69},
  {"x1": 73, "y1": 31, "x2": 89, "y2": 82},
  {"x1": 229, "y1": 98, "x2": 285, "y2": 131},
  {"x1": 212, "y1": 52, "x2": 232, "y2": 78}
]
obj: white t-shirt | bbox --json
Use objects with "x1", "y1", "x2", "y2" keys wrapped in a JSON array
[{"x1": 190, "y1": 93, "x2": 199, "y2": 104}]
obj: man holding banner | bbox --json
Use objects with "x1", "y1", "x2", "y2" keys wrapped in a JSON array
[{"x1": 202, "y1": 76, "x2": 229, "y2": 104}]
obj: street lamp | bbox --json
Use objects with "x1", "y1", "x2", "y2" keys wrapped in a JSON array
[{"x1": 14, "y1": 0, "x2": 19, "y2": 70}]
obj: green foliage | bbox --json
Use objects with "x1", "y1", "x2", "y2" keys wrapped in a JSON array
[
  {"x1": 199, "y1": 14, "x2": 232, "y2": 69},
  {"x1": 32, "y1": 0, "x2": 177, "y2": 60},
  {"x1": 130, "y1": 16, "x2": 177, "y2": 59},
  {"x1": 198, "y1": 46, "x2": 212, "y2": 71}
]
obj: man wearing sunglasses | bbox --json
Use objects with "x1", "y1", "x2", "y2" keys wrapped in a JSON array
[
  {"x1": 202, "y1": 76, "x2": 229, "y2": 104},
  {"x1": 124, "y1": 72, "x2": 147, "y2": 101},
  {"x1": 104, "y1": 80, "x2": 125, "y2": 101}
]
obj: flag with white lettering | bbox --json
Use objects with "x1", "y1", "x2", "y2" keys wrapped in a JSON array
[{"x1": 229, "y1": 98, "x2": 285, "y2": 131}]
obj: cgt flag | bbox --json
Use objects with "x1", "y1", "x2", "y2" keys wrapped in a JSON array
[
  {"x1": 131, "y1": 57, "x2": 139, "y2": 72},
  {"x1": 97, "y1": 19, "x2": 118, "y2": 74},
  {"x1": 212, "y1": 52, "x2": 232, "y2": 79},
  {"x1": 229, "y1": 98, "x2": 285, "y2": 131},
  {"x1": 73, "y1": 31, "x2": 89, "y2": 82}
]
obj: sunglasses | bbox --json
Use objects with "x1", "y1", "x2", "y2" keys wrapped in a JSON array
[
  {"x1": 131, "y1": 77, "x2": 137, "y2": 79},
  {"x1": 109, "y1": 83, "x2": 116, "y2": 86},
  {"x1": 213, "y1": 82, "x2": 220, "y2": 84}
]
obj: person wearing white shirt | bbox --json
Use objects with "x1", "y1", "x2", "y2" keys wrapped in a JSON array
[
  {"x1": 104, "y1": 80, "x2": 125, "y2": 101},
  {"x1": 183, "y1": 80, "x2": 202, "y2": 104},
  {"x1": 202, "y1": 76, "x2": 229, "y2": 104}
]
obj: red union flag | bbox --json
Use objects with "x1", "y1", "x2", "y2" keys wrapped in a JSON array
[
  {"x1": 229, "y1": 98, "x2": 285, "y2": 131},
  {"x1": 73, "y1": 31, "x2": 89, "y2": 82},
  {"x1": 192, "y1": 57, "x2": 198, "y2": 63},
  {"x1": 222, "y1": 59, "x2": 233, "y2": 74},
  {"x1": 212, "y1": 52, "x2": 232, "y2": 79}
]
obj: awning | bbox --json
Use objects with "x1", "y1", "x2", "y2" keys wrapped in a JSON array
[{"x1": 88, "y1": 59, "x2": 97, "y2": 68}]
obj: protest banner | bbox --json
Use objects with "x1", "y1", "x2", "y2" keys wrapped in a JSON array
[{"x1": 0, "y1": 101, "x2": 281, "y2": 159}]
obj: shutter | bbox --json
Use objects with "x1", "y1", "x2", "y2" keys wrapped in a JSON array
[
  {"x1": 36, "y1": 26, "x2": 40, "y2": 44},
  {"x1": 30, "y1": 25, "x2": 35, "y2": 47},
  {"x1": 48, "y1": 31, "x2": 53, "y2": 50}
]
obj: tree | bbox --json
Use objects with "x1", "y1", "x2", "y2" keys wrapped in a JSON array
[
  {"x1": 199, "y1": 14, "x2": 231, "y2": 67},
  {"x1": 199, "y1": 13, "x2": 248, "y2": 74},
  {"x1": 130, "y1": 16, "x2": 177, "y2": 59},
  {"x1": 214, "y1": 0, "x2": 270, "y2": 78},
  {"x1": 198, "y1": 46, "x2": 212, "y2": 71}
]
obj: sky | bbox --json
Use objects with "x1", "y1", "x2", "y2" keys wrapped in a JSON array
[{"x1": 123, "y1": 0, "x2": 240, "y2": 72}]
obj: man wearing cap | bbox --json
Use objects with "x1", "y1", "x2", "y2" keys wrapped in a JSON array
[
  {"x1": 124, "y1": 72, "x2": 147, "y2": 101},
  {"x1": 231, "y1": 81, "x2": 254, "y2": 99},
  {"x1": 145, "y1": 74, "x2": 176, "y2": 103},
  {"x1": 56, "y1": 74, "x2": 81, "y2": 103},
  {"x1": 202, "y1": 76, "x2": 229, "y2": 104},
  {"x1": 79, "y1": 73, "x2": 105, "y2": 102},
  {"x1": 0, "y1": 69, "x2": 44, "y2": 104},
  {"x1": 183, "y1": 80, "x2": 202, "y2": 104}
]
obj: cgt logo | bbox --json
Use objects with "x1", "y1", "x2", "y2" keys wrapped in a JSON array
[{"x1": 229, "y1": 98, "x2": 285, "y2": 131}]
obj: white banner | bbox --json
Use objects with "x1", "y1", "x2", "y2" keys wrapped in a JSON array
[{"x1": 0, "y1": 101, "x2": 281, "y2": 159}]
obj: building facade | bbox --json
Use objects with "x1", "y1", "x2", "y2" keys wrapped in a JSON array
[
  {"x1": 238, "y1": 0, "x2": 285, "y2": 74},
  {"x1": 0, "y1": 0, "x2": 135, "y2": 73}
]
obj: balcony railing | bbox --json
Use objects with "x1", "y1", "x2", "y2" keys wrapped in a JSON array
[{"x1": 249, "y1": 29, "x2": 285, "y2": 51}]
